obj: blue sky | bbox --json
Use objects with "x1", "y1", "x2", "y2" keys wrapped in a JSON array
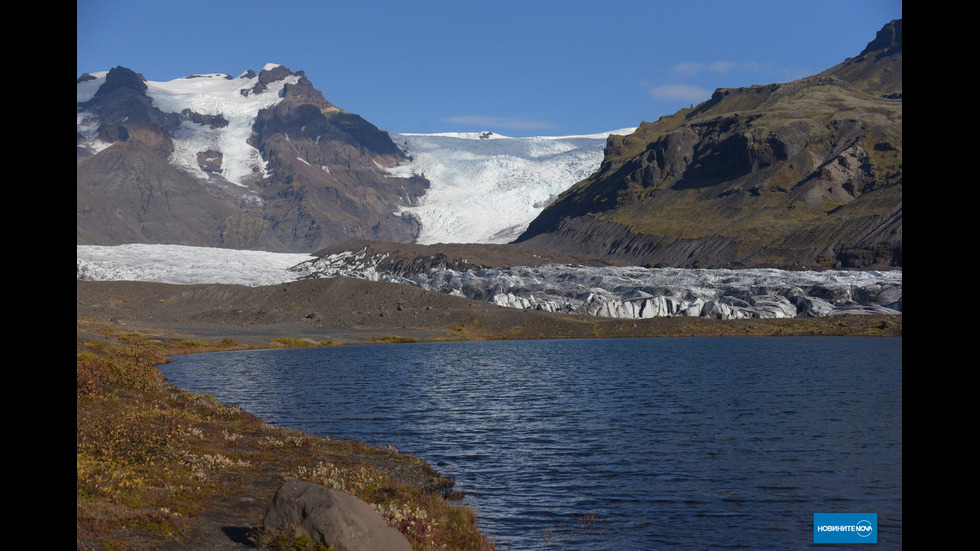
[{"x1": 77, "y1": 0, "x2": 902, "y2": 137}]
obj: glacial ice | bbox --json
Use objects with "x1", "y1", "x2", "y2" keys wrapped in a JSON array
[
  {"x1": 290, "y1": 247, "x2": 902, "y2": 319},
  {"x1": 76, "y1": 244, "x2": 902, "y2": 320}
]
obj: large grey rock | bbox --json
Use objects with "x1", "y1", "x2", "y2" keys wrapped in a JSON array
[{"x1": 262, "y1": 480, "x2": 411, "y2": 551}]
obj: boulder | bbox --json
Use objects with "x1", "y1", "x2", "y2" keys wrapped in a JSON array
[{"x1": 262, "y1": 480, "x2": 411, "y2": 551}]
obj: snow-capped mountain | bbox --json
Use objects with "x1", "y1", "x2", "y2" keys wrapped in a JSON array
[
  {"x1": 77, "y1": 64, "x2": 632, "y2": 251},
  {"x1": 384, "y1": 129, "x2": 635, "y2": 244},
  {"x1": 77, "y1": 64, "x2": 302, "y2": 187},
  {"x1": 77, "y1": 65, "x2": 423, "y2": 251},
  {"x1": 77, "y1": 243, "x2": 902, "y2": 320}
]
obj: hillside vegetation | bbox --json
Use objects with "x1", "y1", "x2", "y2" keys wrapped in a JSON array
[{"x1": 516, "y1": 20, "x2": 902, "y2": 270}]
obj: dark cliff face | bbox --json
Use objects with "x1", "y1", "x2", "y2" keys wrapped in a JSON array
[
  {"x1": 77, "y1": 65, "x2": 428, "y2": 252},
  {"x1": 78, "y1": 66, "x2": 178, "y2": 157},
  {"x1": 515, "y1": 20, "x2": 902, "y2": 270}
]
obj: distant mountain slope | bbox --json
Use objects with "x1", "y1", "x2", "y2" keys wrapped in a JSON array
[
  {"x1": 514, "y1": 20, "x2": 902, "y2": 270},
  {"x1": 77, "y1": 65, "x2": 427, "y2": 252}
]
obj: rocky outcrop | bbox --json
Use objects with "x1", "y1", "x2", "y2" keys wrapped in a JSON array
[
  {"x1": 77, "y1": 66, "x2": 178, "y2": 158},
  {"x1": 515, "y1": 20, "x2": 902, "y2": 270},
  {"x1": 819, "y1": 19, "x2": 902, "y2": 96},
  {"x1": 262, "y1": 480, "x2": 411, "y2": 551}
]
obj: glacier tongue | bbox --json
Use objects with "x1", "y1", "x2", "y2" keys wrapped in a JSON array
[
  {"x1": 291, "y1": 248, "x2": 902, "y2": 319},
  {"x1": 77, "y1": 244, "x2": 902, "y2": 320},
  {"x1": 76, "y1": 244, "x2": 314, "y2": 287}
]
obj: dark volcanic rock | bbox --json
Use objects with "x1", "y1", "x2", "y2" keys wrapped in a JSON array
[
  {"x1": 818, "y1": 19, "x2": 902, "y2": 96},
  {"x1": 196, "y1": 150, "x2": 223, "y2": 173},
  {"x1": 249, "y1": 64, "x2": 295, "y2": 95},
  {"x1": 859, "y1": 19, "x2": 902, "y2": 59},
  {"x1": 81, "y1": 66, "x2": 178, "y2": 157}
]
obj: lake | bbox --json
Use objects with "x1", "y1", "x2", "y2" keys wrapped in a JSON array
[{"x1": 160, "y1": 337, "x2": 902, "y2": 550}]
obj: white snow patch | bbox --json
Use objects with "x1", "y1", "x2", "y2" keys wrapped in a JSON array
[
  {"x1": 145, "y1": 72, "x2": 301, "y2": 186},
  {"x1": 76, "y1": 71, "x2": 108, "y2": 103},
  {"x1": 77, "y1": 72, "x2": 112, "y2": 154}
]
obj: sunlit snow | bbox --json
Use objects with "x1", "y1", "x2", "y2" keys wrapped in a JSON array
[
  {"x1": 386, "y1": 129, "x2": 635, "y2": 244},
  {"x1": 76, "y1": 66, "x2": 300, "y2": 187}
]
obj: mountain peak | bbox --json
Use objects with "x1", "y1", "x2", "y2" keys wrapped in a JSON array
[
  {"x1": 94, "y1": 66, "x2": 147, "y2": 98},
  {"x1": 248, "y1": 64, "x2": 298, "y2": 95},
  {"x1": 258, "y1": 63, "x2": 293, "y2": 84},
  {"x1": 859, "y1": 19, "x2": 902, "y2": 59},
  {"x1": 818, "y1": 19, "x2": 901, "y2": 96}
]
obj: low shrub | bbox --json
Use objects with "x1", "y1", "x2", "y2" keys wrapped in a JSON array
[
  {"x1": 178, "y1": 339, "x2": 210, "y2": 347},
  {"x1": 369, "y1": 335, "x2": 419, "y2": 344},
  {"x1": 270, "y1": 337, "x2": 316, "y2": 348},
  {"x1": 77, "y1": 340, "x2": 165, "y2": 395}
]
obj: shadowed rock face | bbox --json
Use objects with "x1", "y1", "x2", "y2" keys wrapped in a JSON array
[
  {"x1": 77, "y1": 65, "x2": 428, "y2": 252},
  {"x1": 515, "y1": 20, "x2": 902, "y2": 270},
  {"x1": 81, "y1": 66, "x2": 178, "y2": 157}
]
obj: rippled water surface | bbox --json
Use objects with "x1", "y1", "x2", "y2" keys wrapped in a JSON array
[{"x1": 161, "y1": 337, "x2": 902, "y2": 550}]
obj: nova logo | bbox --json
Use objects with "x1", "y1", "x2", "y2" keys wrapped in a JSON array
[{"x1": 813, "y1": 513, "x2": 877, "y2": 544}]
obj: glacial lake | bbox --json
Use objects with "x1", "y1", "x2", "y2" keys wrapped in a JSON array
[{"x1": 160, "y1": 337, "x2": 902, "y2": 550}]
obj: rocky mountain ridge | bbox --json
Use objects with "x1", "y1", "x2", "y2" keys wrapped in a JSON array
[
  {"x1": 77, "y1": 65, "x2": 427, "y2": 252},
  {"x1": 514, "y1": 19, "x2": 902, "y2": 270}
]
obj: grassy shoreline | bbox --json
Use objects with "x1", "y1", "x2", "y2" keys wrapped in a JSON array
[
  {"x1": 77, "y1": 315, "x2": 900, "y2": 549},
  {"x1": 77, "y1": 325, "x2": 498, "y2": 550}
]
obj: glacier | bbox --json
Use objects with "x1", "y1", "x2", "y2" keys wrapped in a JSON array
[
  {"x1": 384, "y1": 129, "x2": 635, "y2": 244},
  {"x1": 76, "y1": 244, "x2": 313, "y2": 287},
  {"x1": 77, "y1": 244, "x2": 902, "y2": 320}
]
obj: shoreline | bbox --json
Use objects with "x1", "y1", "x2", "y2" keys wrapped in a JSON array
[{"x1": 77, "y1": 323, "x2": 496, "y2": 550}]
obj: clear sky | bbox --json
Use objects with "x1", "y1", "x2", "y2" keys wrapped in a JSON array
[{"x1": 77, "y1": 0, "x2": 902, "y2": 137}]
